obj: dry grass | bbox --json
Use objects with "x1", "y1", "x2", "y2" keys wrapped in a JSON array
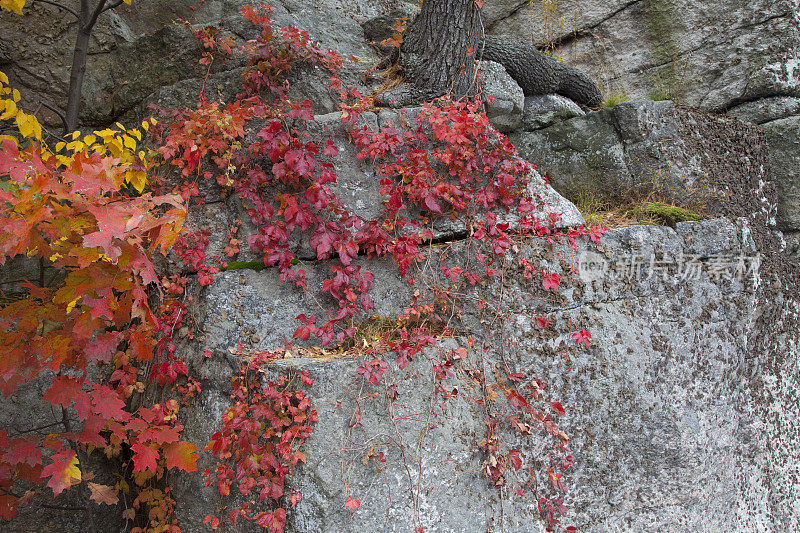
[{"x1": 574, "y1": 193, "x2": 705, "y2": 228}]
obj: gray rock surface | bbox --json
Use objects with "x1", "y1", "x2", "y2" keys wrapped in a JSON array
[
  {"x1": 785, "y1": 230, "x2": 800, "y2": 257},
  {"x1": 521, "y1": 94, "x2": 585, "y2": 130},
  {"x1": 761, "y1": 115, "x2": 800, "y2": 231},
  {"x1": 483, "y1": 0, "x2": 800, "y2": 247},
  {"x1": 485, "y1": 0, "x2": 800, "y2": 114},
  {"x1": 727, "y1": 95, "x2": 800, "y2": 125},
  {"x1": 509, "y1": 99, "x2": 773, "y2": 220},
  {"x1": 0, "y1": 0, "x2": 383, "y2": 128},
  {"x1": 2, "y1": 1, "x2": 800, "y2": 532},
  {"x1": 478, "y1": 60, "x2": 525, "y2": 132},
  {"x1": 165, "y1": 215, "x2": 800, "y2": 532}
]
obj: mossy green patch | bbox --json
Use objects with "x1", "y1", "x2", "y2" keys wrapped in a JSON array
[
  {"x1": 220, "y1": 260, "x2": 268, "y2": 272},
  {"x1": 642, "y1": 0, "x2": 683, "y2": 102},
  {"x1": 601, "y1": 93, "x2": 628, "y2": 108},
  {"x1": 625, "y1": 202, "x2": 703, "y2": 226}
]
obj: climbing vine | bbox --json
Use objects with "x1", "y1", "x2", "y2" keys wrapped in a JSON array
[
  {"x1": 0, "y1": 70, "x2": 198, "y2": 530},
  {"x1": 0, "y1": 4, "x2": 605, "y2": 533}
]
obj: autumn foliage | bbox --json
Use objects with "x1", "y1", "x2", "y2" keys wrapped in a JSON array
[
  {"x1": 0, "y1": 71, "x2": 195, "y2": 528},
  {"x1": 0, "y1": 4, "x2": 604, "y2": 532}
]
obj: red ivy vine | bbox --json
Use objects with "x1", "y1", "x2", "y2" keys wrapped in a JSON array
[{"x1": 0, "y1": 3, "x2": 606, "y2": 532}]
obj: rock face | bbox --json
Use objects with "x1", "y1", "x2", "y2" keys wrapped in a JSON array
[
  {"x1": 160, "y1": 95, "x2": 798, "y2": 533},
  {"x1": 485, "y1": 0, "x2": 800, "y2": 113},
  {"x1": 0, "y1": 0, "x2": 383, "y2": 128},
  {"x1": 479, "y1": 60, "x2": 525, "y2": 132},
  {"x1": 167, "y1": 214, "x2": 799, "y2": 532},
  {"x1": 728, "y1": 96, "x2": 800, "y2": 242},
  {"x1": 759, "y1": 115, "x2": 800, "y2": 249},
  {"x1": 484, "y1": 0, "x2": 800, "y2": 249},
  {"x1": 511, "y1": 99, "x2": 773, "y2": 219},
  {"x1": 2, "y1": 1, "x2": 800, "y2": 532},
  {"x1": 521, "y1": 94, "x2": 585, "y2": 130}
]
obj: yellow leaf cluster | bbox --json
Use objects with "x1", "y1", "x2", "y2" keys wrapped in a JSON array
[
  {"x1": 1, "y1": 70, "x2": 156, "y2": 194},
  {"x1": 0, "y1": 0, "x2": 25, "y2": 15},
  {"x1": 52, "y1": 119, "x2": 157, "y2": 193},
  {"x1": 0, "y1": 70, "x2": 42, "y2": 141}
]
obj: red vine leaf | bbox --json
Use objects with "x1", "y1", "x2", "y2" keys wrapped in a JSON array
[
  {"x1": 345, "y1": 495, "x2": 360, "y2": 510},
  {"x1": 130, "y1": 442, "x2": 159, "y2": 472},
  {"x1": 549, "y1": 402, "x2": 566, "y2": 416},
  {"x1": 572, "y1": 329, "x2": 592, "y2": 348},
  {"x1": 542, "y1": 273, "x2": 561, "y2": 291},
  {"x1": 42, "y1": 449, "x2": 81, "y2": 496},
  {"x1": 164, "y1": 441, "x2": 199, "y2": 472}
]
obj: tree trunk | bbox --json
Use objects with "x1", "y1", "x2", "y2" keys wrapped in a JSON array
[
  {"x1": 65, "y1": 24, "x2": 91, "y2": 134},
  {"x1": 401, "y1": 0, "x2": 481, "y2": 98}
]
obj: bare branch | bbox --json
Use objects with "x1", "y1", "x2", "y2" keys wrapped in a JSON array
[
  {"x1": 86, "y1": 0, "x2": 124, "y2": 31},
  {"x1": 36, "y1": 101, "x2": 69, "y2": 133},
  {"x1": 101, "y1": 0, "x2": 125, "y2": 14},
  {"x1": 33, "y1": 0, "x2": 79, "y2": 19}
]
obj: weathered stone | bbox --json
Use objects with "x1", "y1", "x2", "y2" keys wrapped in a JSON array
[
  {"x1": 521, "y1": 94, "x2": 585, "y2": 130},
  {"x1": 0, "y1": 0, "x2": 384, "y2": 129},
  {"x1": 478, "y1": 60, "x2": 525, "y2": 132},
  {"x1": 486, "y1": 0, "x2": 800, "y2": 114},
  {"x1": 194, "y1": 256, "x2": 409, "y2": 356},
  {"x1": 785, "y1": 230, "x2": 800, "y2": 258},
  {"x1": 3, "y1": 2, "x2": 800, "y2": 532},
  {"x1": 762, "y1": 115, "x2": 800, "y2": 230},
  {"x1": 727, "y1": 95, "x2": 800, "y2": 125},
  {"x1": 168, "y1": 216, "x2": 800, "y2": 532},
  {"x1": 509, "y1": 100, "x2": 773, "y2": 221}
]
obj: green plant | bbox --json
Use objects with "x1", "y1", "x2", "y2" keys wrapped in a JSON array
[
  {"x1": 601, "y1": 92, "x2": 628, "y2": 108},
  {"x1": 648, "y1": 87, "x2": 678, "y2": 103},
  {"x1": 625, "y1": 201, "x2": 703, "y2": 226}
]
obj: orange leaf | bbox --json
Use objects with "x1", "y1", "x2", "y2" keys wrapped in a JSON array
[
  {"x1": 163, "y1": 441, "x2": 198, "y2": 472},
  {"x1": 88, "y1": 482, "x2": 119, "y2": 505}
]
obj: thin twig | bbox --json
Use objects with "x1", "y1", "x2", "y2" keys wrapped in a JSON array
[
  {"x1": 37, "y1": 101, "x2": 69, "y2": 134},
  {"x1": 33, "y1": 0, "x2": 79, "y2": 18},
  {"x1": 100, "y1": 0, "x2": 125, "y2": 14},
  {"x1": 8, "y1": 420, "x2": 65, "y2": 437}
]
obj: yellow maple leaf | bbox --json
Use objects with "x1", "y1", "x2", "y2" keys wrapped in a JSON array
[
  {"x1": 65, "y1": 296, "x2": 81, "y2": 314},
  {"x1": 66, "y1": 139, "x2": 85, "y2": 152},
  {"x1": 15, "y1": 110, "x2": 42, "y2": 140},
  {"x1": 122, "y1": 134, "x2": 136, "y2": 150},
  {"x1": 43, "y1": 450, "x2": 81, "y2": 496},
  {"x1": 107, "y1": 136, "x2": 123, "y2": 157},
  {"x1": 0, "y1": 0, "x2": 26, "y2": 15},
  {"x1": 126, "y1": 170, "x2": 147, "y2": 193},
  {"x1": 0, "y1": 99, "x2": 17, "y2": 121}
]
